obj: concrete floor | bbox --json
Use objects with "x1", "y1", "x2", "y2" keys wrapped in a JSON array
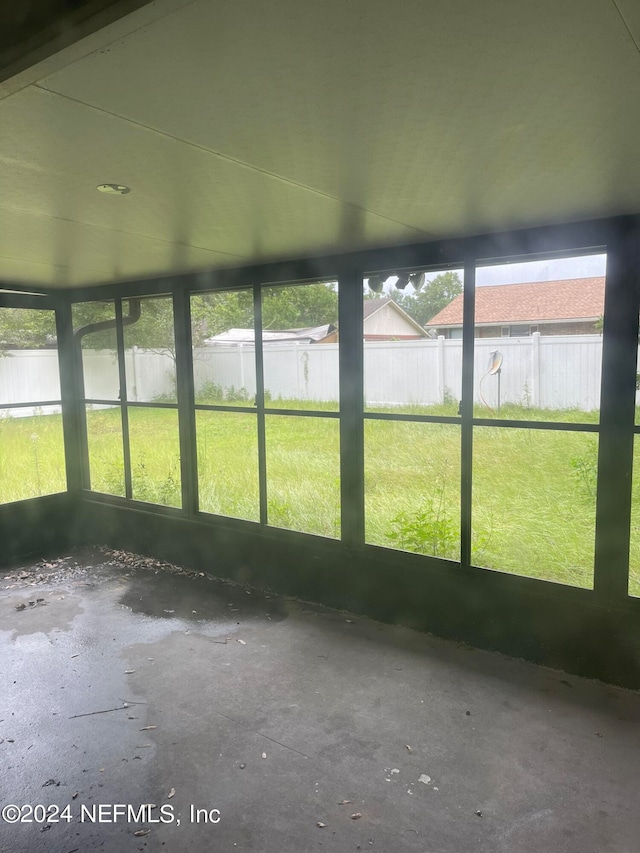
[{"x1": 1, "y1": 548, "x2": 639, "y2": 853}]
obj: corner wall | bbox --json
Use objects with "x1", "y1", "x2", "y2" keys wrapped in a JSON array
[{"x1": 0, "y1": 493, "x2": 77, "y2": 567}]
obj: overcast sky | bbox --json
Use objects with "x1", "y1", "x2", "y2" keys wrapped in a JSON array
[
  {"x1": 368, "y1": 252, "x2": 607, "y2": 295},
  {"x1": 475, "y1": 253, "x2": 606, "y2": 286}
]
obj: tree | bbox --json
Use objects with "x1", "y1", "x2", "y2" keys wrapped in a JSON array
[
  {"x1": 392, "y1": 272, "x2": 462, "y2": 326},
  {"x1": 0, "y1": 307, "x2": 56, "y2": 349},
  {"x1": 191, "y1": 290, "x2": 254, "y2": 340},
  {"x1": 121, "y1": 297, "x2": 176, "y2": 360},
  {"x1": 0, "y1": 281, "x2": 339, "y2": 354},
  {"x1": 261, "y1": 283, "x2": 338, "y2": 329},
  {"x1": 191, "y1": 282, "x2": 338, "y2": 337}
]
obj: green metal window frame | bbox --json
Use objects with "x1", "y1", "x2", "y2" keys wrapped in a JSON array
[{"x1": 49, "y1": 214, "x2": 640, "y2": 607}]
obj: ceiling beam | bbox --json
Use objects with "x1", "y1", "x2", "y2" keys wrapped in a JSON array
[{"x1": 0, "y1": 0, "x2": 152, "y2": 83}]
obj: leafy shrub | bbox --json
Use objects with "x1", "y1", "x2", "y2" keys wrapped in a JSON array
[
  {"x1": 570, "y1": 445, "x2": 598, "y2": 499},
  {"x1": 196, "y1": 381, "x2": 250, "y2": 404},
  {"x1": 387, "y1": 477, "x2": 457, "y2": 559}
]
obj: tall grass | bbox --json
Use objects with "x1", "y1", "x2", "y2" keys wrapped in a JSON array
[
  {"x1": 264, "y1": 415, "x2": 340, "y2": 537},
  {"x1": 471, "y1": 427, "x2": 598, "y2": 588},
  {"x1": 1, "y1": 406, "x2": 638, "y2": 597},
  {"x1": 86, "y1": 407, "x2": 125, "y2": 496},
  {"x1": 196, "y1": 410, "x2": 259, "y2": 521},
  {"x1": 0, "y1": 409, "x2": 66, "y2": 501},
  {"x1": 128, "y1": 407, "x2": 181, "y2": 507}
]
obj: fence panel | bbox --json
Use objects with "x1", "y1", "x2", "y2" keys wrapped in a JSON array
[
  {"x1": 193, "y1": 345, "x2": 257, "y2": 401},
  {"x1": 538, "y1": 336, "x2": 602, "y2": 411},
  {"x1": 125, "y1": 348, "x2": 176, "y2": 402},
  {"x1": 0, "y1": 350, "x2": 61, "y2": 405}
]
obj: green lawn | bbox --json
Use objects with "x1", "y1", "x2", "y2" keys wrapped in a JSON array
[
  {"x1": 471, "y1": 427, "x2": 598, "y2": 587},
  {"x1": 0, "y1": 409, "x2": 66, "y2": 502},
  {"x1": 2, "y1": 406, "x2": 639, "y2": 597}
]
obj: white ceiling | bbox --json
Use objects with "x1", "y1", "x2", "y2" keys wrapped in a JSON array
[{"x1": 1, "y1": 0, "x2": 640, "y2": 289}]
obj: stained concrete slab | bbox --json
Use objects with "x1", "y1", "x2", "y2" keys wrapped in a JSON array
[{"x1": 1, "y1": 547, "x2": 639, "y2": 853}]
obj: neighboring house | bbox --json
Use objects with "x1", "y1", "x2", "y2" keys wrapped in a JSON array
[
  {"x1": 425, "y1": 277, "x2": 605, "y2": 339},
  {"x1": 205, "y1": 299, "x2": 427, "y2": 345},
  {"x1": 360, "y1": 297, "x2": 428, "y2": 341}
]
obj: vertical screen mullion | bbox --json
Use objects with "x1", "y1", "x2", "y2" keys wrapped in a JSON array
[
  {"x1": 115, "y1": 298, "x2": 132, "y2": 500},
  {"x1": 254, "y1": 284, "x2": 268, "y2": 525}
]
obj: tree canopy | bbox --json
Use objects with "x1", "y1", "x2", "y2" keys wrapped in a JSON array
[
  {"x1": 380, "y1": 271, "x2": 463, "y2": 326},
  {"x1": 0, "y1": 307, "x2": 56, "y2": 349},
  {"x1": 191, "y1": 282, "x2": 338, "y2": 340},
  {"x1": 0, "y1": 282, "x2": 340, "y2": 352},
  {"x1": 0, "y1": 274, "x2": 464, "y2": 351}
]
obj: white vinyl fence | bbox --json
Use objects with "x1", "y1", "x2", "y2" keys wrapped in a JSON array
[
  {"x1": 473, "y1": 334, "x2": 603, "y2": 412},
  {"x1": 192, "y1": 333, "x2": 605, "y2": 411},
  {"x1": 0, "y1": 333, "x2": 621, "y2": 415},
  {"x1": 0, "y1": 350, "x2": 62, "y2": 417}
]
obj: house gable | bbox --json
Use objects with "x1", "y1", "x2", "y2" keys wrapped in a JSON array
[{"x1": 363, "y1": 298, "x2": 427, "y2": 340}]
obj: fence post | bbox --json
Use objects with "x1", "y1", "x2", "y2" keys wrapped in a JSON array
[
  {"x1": 239, "y1": 343, "x2": 245, "y2": 393},
  {"x1": 531, "y1": 332, "x2": 540, "y2": 407}
]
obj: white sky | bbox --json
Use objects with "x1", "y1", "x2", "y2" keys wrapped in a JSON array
[
  {"x1": 475, "y1": 253, "x2": 606, "y2": 287},
  {"x1": 367, "y1": 252, "x2": 607, "y2": 294}
]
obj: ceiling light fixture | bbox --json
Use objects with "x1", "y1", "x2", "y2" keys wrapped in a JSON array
[
  {"x1": 97, "y1": 183, "x2": 131, "y2": 195},
  {"x1": 395, "y1": 272, "x2": 410, "y2": 290}
]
